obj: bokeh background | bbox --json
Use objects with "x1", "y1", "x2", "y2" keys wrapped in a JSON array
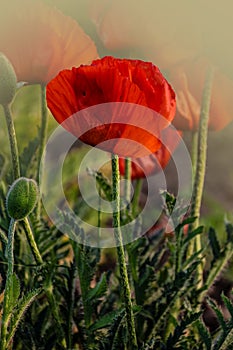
[{"x1": 1, "y1": 0, "x2": 233, "y2": 230}]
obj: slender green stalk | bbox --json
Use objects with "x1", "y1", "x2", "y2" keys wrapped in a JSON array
[
  {"x1": 96, "y1": 188, "x2": 102, "y2": 263},
  {"x1": 23, "y1": 218, "x2": 43, "y2": 265},
  {"x1": 132, "y1": 179, "x2": 143, "y2": 217},
  {"x1": 3, "y1": 104, "x2": 20, "y2": 180},
  {"x1": 191, "y1": 131, "x2": 198, "y2": 178},
  {"x1": 36, "y1": 84, "x2": 48, "y2": 217},
  {"x1": 187, "y1": 131, "x2": 198, "y2": 257},
  {"x1": 190, "y1": 67, "x2": 214, "y2": 228},
  {"x1": 67, "y1": 263, "x2": 76, "y2": 349},
  {"x1": 190, "y1": 67, "x2": 214, "y2": 286},
  {"x1": 0, "y1": 219, "x2": 16, "y2": 350},
  {"x1": 111, "y1": 154, "x2": 138, "y2": 350},
  {"x1": 124, "y1": 157, "x2": 132, "y2": 207}
]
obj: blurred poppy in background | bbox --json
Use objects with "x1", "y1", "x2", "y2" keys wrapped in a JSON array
[
  {"x1": 90, "y1": 0, "x2": 233, "y2": 131},
  {"x1": 0, "y1": 0, "x2": 98, "y2": 84},
  {"x1": 46, "y1": 56, "x2": 176, "y2": 157},
  {"x1": 119, "y1": 127, "x2": 182, "y2": 179}
]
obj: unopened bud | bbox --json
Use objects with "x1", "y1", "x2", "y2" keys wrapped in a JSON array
[
  {"x1": 6, "y1": 177, "x2": 39, "y2": 220},
  {"x1": 0, "y1": 53, "x2": 17, "y2": 105}
]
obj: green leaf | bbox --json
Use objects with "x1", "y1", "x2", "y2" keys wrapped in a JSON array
[
  {"x1": 207, "y1": 298, "x2": 227, "y2": 333},
  {"x1": 87, "y1": 168, "x2": 112, "y2": 201},
  {"x1": 87, "y1": 273, "x2": 107, "y2": 302},
  {"x1": 195, "y1": 319, "x2": 212, "y2": 350},
  {"x1": 208, "y1": 227, "x2": 221, "y2": 260},
  {"x1": 222, "y1": 294, "x2": 233, "y2": 320},
  {"x1": 19, "y1": 136, "x2": 40, "y2": 176},
  {"x1": 166, "y1": 312, "x2": 202, "y2": 348},
  {"x1": 225, "y1": 220, "x2": 233, "y2": 243},
  {"x1": 89, "y1": 310, "x2": 121, "y2": 332},
  {"x1": 218, "y1": 328, "x2": 233, "y2": 350},
  {"x1": 0, "y1": 227, "x2": 7, "y2": 244},
  {"x1": 161, "y1": 190, "x2": 176, "y2": 215},
  {"x1": 0, "y1": 153, "x2": 7, "y2": 180},
  {"x1": 7, "y1": 288, "x2": 41, "y2": 348},
  {"x1": 183, "y1": 226, "x2": 204, "y2": 245},
  {"x1": 8, "y1": 273, "x2": 20, "y2": 313}
]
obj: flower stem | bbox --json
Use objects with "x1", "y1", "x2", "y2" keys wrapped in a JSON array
[
  {"x1": 3, "y1": 104, "x2": 20, "y2": 180},
  {"x1": 191, "y1": 131, "x2": 198, "y2": 178},
  {"x1": 186, "y1": 131, "x2": 198, "y2": 257},
  {"x1": 111, "y1": 154, "x2": 138, "y2": 350},
  {"x1": 36, "y1": 84, "x2": 48, "y2": 217},
  {"x1": 190, "y1": 66, "x2": 214, "y2": 286},
  {"x1": 124, "y1": 157, "x2": 132, "y2": 207},
  {"x1": 0, "y1": 218, "x2": 16, "y2": 350},
  {"x1": 132, "y1": 179, "x2": 143, "y2": 217},
  {"x1": 23, "y1": 218, "x2": 43, "y2": 265}
]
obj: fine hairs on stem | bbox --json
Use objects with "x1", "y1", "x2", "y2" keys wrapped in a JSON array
[
  {"x1": 111, "y1": 154, "x2": 138, "y2": 349},
  {"x1": 3, "y1": 104, "x2": 20, "y2": 180},
  {"x1": 189, "y1": 66, "x2": 214, "y2": 287},
  {"x1": 36, "y1": 84, "x2": 48, "y2": 218},
  {"x1": 0, "y1": 219, "x2": 16, "y2": 350}
]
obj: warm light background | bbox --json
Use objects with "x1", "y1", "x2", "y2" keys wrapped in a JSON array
[{"x1": 1, "y1": 0, "x2": 233, "y2": 226}]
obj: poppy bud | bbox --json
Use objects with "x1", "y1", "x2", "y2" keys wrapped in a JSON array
[
  {"x1": 6, "y1": 177, "x2": 39, "y2": 221},
  {"x1": 0, "y1": 53, "x2": 17, "y2": 105}
]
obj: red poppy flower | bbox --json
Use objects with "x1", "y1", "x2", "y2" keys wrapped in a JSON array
[
  {"x1": 90, "y1": 1, "x2": 233, "y2": 131},
  {"x1": 119, "y1": 127, "x2": 182, "y2": 179},
  {"x1": 0, "y1": 0, "x2": 98, "y2": 84},
  {"x1": 46, "y1": 56, "x2": 176, "y2": 157}
]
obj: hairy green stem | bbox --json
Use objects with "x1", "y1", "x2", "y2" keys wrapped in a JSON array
[
  {"x1": 187, "y1": 131, "x2": 198, "y2": 258},
  {"x1": 124, "y1": 157, "x2": 132, "y2": 207},
  {"x1": 111, "y1": 154, "x2": 138, "y2": 350},
  {"x1": 190, "y1": 67, "x2": 214, "y2": 228},
  {"x1": 36, "y1": 84, "x2": 48, "y2": 217},
  {"x1": 191, "y1": 131, "x2": 198, "y2": 178},
  {"x1": 23, "y1": 218, "x2": 43, "y2": 265},
  {"x1": 97, "y1": 188, "x2": 102, "y2": 251},
  {"x1": 0, "y1": 219, "x2": 16, "y2": 350},
  {"x1": 67, "y1": 263, "x2": 76, "y2": 349},
  {"x1": 190, "y1": 67, "x2": 214, "y2": 286},
  {"x1": 3, "y1": 104, "x2": 20, "y2": 180},
  {"x1": 131, "y1": 179, "x2": 143, "y2": 217}
]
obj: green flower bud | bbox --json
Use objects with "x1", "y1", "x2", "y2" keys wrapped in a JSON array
[
  {"x1": 6, "y1": 177, "x2": 39, "y2": 220},
  {"x1": 0, "y1": 53, "x2": 17, "y2": 105}
]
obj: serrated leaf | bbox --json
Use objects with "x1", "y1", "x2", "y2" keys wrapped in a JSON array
[
  {"x1": 19, "y1": 136, "x2": 39, "y2": 176},
  {"x1": 87, "y1": 273, "x2": 107, "y2": 302},
  {"x1": 161, "y1": 190, "x2": 176, "y2": 215},
  {"x1": 208, "y1": 227, "x2": 221, "y2": 260},
  {"x1": 89, "y1": 310, "x2": 121, "y2": 332},
  {"x1": 225, "y1": 221, "x2": 233, "y2": 243},
  {"x1": 87, "y1": 168, "x2": 112, "y2": 201},
  {"x1": 218, "y1": 328, "x2": 233, "y2": 350},
  {"x1": 0, "y1": 153, "x2": 7, "y2": 180},
  {"x1": 0, "y1": 227, "x2": 7, "y2": 244},
  {"x1": 166, "y1": 312, "x2": 202, "y2": 348},
  {"x1": 8, "y1": 273, "x2": 20, "y2": 313},
  {"x1": 183, "y1": 225, "x2": 204, "y2": 245},
  {"x1": 222, "y1": 294, "x2": 233, "y2": 320},
  {"x1": 207, "y1": 298, "x2": 227, "y2": 333},
  {"x1": 195, "y1": 319, "x2": 212, "y2": 350},
  {"x1": 7, "y1": 288, "x2": 41, "y2": 348},
  {"x1": 104, "y1": 308, "x2": 126, "y2": 349}
]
